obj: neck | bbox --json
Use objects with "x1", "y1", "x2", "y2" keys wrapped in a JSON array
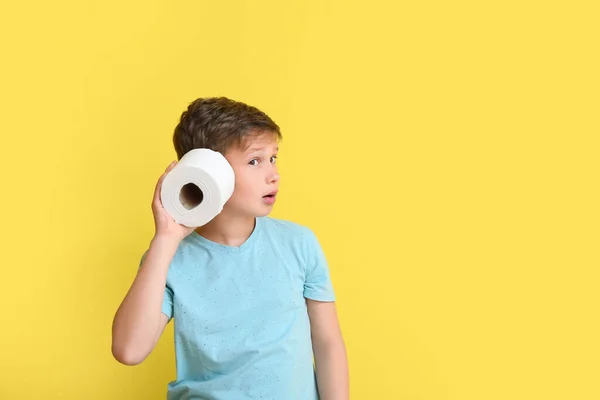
[{"x1": 194, "y1": 210, "x2": 256, "y2": 247}]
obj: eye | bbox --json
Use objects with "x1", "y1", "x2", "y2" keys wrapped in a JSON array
[
  {"x1": 270, "y1": 155, "x2": 278, "y2": 164},
  {"x1": 248, "y1": 159, "x2": 259, "y2": 166}
]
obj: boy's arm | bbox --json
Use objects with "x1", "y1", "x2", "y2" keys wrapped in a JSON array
[
  {"x1": 307, "y1": 299, "x2": 349, "y2": 400},
  {"x1": 111, "y1": 235, "x2": 178, "y2": 365}
]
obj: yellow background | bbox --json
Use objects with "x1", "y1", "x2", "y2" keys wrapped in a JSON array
[{"x1": 1, "y1": 1, "x2": 598, "y2": 399}]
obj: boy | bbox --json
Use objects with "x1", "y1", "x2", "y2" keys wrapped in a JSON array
[{"x1": 112, "y1": 97, "x2": 349, "y2": 399}]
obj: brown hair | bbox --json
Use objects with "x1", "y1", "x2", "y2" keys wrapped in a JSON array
[{"x1": 172, "y1": 97, "x2": 282, "y2": 159}]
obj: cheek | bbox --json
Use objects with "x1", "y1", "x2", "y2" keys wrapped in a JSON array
[
  {"x1": 230, "y1": 168, "x2": 262, "y2": 199},
  {"x1": 232, "y1": 173, "x2": 253, "y2": 197},
  {"x1": 227, "y1": 188, "x2": 246, "y2": 208}
]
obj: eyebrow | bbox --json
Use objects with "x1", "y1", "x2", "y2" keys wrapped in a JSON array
[{"x1": 245, "y1": 146, "x2": 279, "y2": 154}]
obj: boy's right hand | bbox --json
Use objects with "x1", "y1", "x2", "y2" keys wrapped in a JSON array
[{"x1": 151, "y1": 161, "x2": 195, "y2": 242}]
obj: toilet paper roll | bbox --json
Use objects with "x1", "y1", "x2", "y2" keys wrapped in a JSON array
[{"x1": 160, "y1": 148, "x2": 235, "y2": 227}]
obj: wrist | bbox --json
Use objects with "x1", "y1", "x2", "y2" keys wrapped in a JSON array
[{"x1": 151, "y1": 233, "x2": 182, "y2": 249}]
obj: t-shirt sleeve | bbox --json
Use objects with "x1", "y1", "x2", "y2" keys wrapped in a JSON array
[
  {"x1": 303, "y1": 228, "x2": 336, "y2": 302},
  {"x1": 139, "y1": 251, "x2": 174, "y2": 322}
]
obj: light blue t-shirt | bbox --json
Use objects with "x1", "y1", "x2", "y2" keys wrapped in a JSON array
[{"x1": 140, "y1": 216, "x2": 336, "y2": 400}]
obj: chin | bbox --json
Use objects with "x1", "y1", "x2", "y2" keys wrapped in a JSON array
[
  {"x1": 255, "y1": 208, "x2": 273, "y2": 217},
  {"x1": 234, "y1": 205, "x2": 272, "y2": 218}
]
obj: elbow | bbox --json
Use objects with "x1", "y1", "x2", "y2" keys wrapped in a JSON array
[
  {"x1": 111, "y1": 341, "x2": 147, "y2": 366},
  {"x1": 111, "y1": 320, "x2": 150, "y2": 366}
]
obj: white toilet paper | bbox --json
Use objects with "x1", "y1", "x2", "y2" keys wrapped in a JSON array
[{"x1": 160, "y1": 148, "x2": 235, "y2": 227}]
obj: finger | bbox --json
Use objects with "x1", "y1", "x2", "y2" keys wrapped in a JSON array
[
  {"x1": 153, "y1": 161, "x2": 176, "y2": 204},
  {"x1": 164, "y1": 160, "x2": 177, "y2": 172}
]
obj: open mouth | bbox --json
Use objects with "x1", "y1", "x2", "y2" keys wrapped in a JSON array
[{"x1": 263, "y1": 191, "x2": 278, "y2": 204}]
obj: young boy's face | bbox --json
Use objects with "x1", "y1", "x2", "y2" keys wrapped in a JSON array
[{"x1": 222, "y1": 132, "x2": 280, "y2": 218}]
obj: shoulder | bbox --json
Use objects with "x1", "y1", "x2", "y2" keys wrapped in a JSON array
[
  {"x1": 259, "y1": 216, "x2": 323, "y2": 255},
  {"x1": 260, "y1": 216, "x2": 315, "y2": 240},
  {"x1": 258, "y1": 217, "x2": 325, "y2": 274}
]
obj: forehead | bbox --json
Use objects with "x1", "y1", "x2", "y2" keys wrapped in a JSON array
[{"x1": 230, "y1": 132, "x2": 279, "y2": 155}]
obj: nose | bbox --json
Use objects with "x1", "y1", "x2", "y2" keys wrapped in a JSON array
[
  {"x1": 269, "y1": 172, "x2": 280, "y2": 184},
  {"x1": 268, "y1": 165, "x2": 280, "y2": 184}
]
